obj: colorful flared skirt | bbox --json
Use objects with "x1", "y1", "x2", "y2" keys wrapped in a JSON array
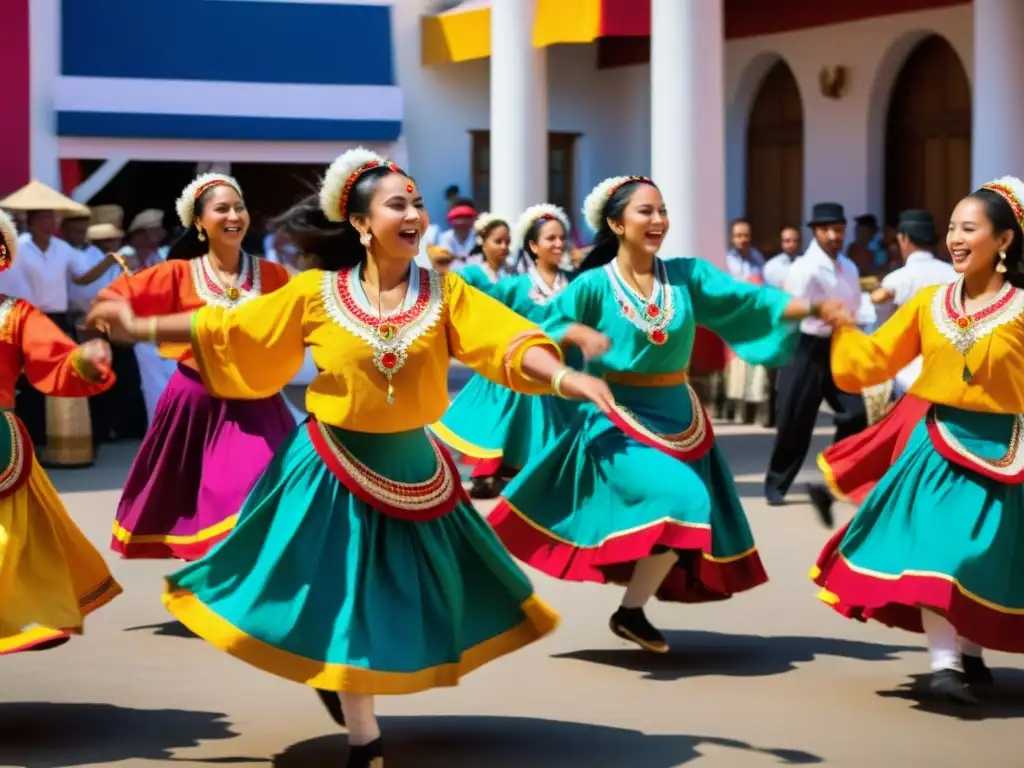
[
  {"x1": 163, "y1": 420, "x2": 559, "y2": 694},
  {"x1": 0, "y1": 411, "x2": 121, "y2": 654},
  {"x1": 812, "y1": 404, "x2": 1024, "y2": 653},
  {"x1": 489, "y1": 380, "x2": 767, "y2": 603},
  {"x1": 111, "y1": 364, "x2": 294, "y2": 560},
  {"x1": 431, "y1": 373, "x2": 575, "y2": 478}
]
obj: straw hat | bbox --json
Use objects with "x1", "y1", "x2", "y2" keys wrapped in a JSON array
[
  {"x1": 87, "y1": 222, "x2": 124, "y2": 242},
  {"x1": 90, "y1": 204, "x2": 124, "y2": 229},
  {"x1": 127, "y1": 209, "x2": 165, "y2": 233},
  {"x1": 0, "y1": 180, "x2": 90, "y2": 216}
]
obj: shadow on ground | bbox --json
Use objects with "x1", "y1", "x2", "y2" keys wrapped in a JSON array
[
  {"x1": 553, "y1": 630, "x2": 921, "y2": 682},
  {"x1": 876, "y1": 669, "x2": 1024, "y2": 720},
  {"x1": 0, "y1": 702, "x2": 261, "y2": 767},
  {"x1": 124, "y1": 620, "x2": 197, "y2": 639},
  {"x1": 274, "y1": 716, "x2": 824, "y2": 767}
]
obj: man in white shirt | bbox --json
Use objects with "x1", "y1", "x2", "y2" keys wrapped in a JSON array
[
  {"x1": 765, "y1": 202, "x2": 868, "y2": 515},
  {"x1": 723, "y1": 219, "x2": 768, "y2": 423},
  {"x1": 435, "y1": 201, "x2": 477, "y2": 266},
  {"x1": 763, "y1": 225, "x2": 802, "y2": 289}
]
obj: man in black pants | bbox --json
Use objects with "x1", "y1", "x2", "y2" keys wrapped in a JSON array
[{"x1": 765, "y1": 202, "x2": 868, "y2": 519}]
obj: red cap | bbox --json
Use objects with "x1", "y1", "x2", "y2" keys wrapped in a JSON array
[{"x1": 447, "y1": 204, "x2": 477, "y2": 222}]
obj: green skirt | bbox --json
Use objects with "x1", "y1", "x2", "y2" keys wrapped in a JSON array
[
  {"x1": 813, "y1": 405, "x2": 1024, "y2": 653},
  {"x1": 163, "y1": 420, "x2": 559, "y2": 694},
  {"x1": 489, "y1": 381, "x2": 767, "y2": 603},
  {"x1": 431, "y1": 372, "x2": 575, "y2": 471}
]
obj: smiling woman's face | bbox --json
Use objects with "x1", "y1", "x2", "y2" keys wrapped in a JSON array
[
  {"x1": 355, "y1": 173, "x2": 428, "y2": 262},
  {"x1": 615, "y1": 183, "x2": 668, "y2": 255},
  {"x1": 197, "y1": 185, "x2": 249, "y2": 247},
  {"x1": 947, "y1": 195, "x2": 1013, "y2": 279}
]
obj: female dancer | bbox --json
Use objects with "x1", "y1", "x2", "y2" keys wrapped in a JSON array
[
  {"x1": 432, "y1": 204, "x2": 579, "y2": 498},
  {"x1": 101, "y1": 173, "x2": 294, "y2": 559},
  {"x1": 458, "y1": 212, "x2": 512, "y2": 292},
  {"x1": 813, "y1": 177, "x2": 1024, "y2": 704},
  {"x1": 488, "y1": 175, "x2": 852, "y2": 652},
  {"x1": 0, "y1": 210, "x2": 122, "y2": 654},
  {"x1": 87, "y1": 148, "x2": 614, "y2": 767}
]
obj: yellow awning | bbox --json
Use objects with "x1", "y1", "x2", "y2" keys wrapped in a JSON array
[{"x1": 422, "y1": 0, "x2": 606, "y2": 66}]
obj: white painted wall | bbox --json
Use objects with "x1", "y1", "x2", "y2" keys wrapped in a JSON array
[{"x1": 395, "y1": 1, "x2": 973, "y2": 242}]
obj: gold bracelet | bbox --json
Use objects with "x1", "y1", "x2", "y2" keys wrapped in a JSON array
[
  {"x1": 551, "y1": 366, "x2": 573, "y2": 398},
  {"x1": 146, "y1": 317, "x2": 158, "y2": 344}
]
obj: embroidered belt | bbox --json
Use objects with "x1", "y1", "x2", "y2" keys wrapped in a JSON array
[
  {"x1": 604, "y1": 369, "x2": 688, "y2": 388},
  {"x1": 605, "y1": 384, "x2": 714, "y2": 462},
  {"x1": 306, "y1": 420, "x2": 464, "y2": 521},
  {"x1": 0, "y1": 410, "x2": 33, "y2": 499},
  {"x1": 926, "y1": 408, "x2": 1024, "y2": 484}
]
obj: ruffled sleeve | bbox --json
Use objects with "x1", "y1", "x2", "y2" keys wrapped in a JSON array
[
  {"x1": 678, "y1": 257, "x2": 799, "y2": 367},
  {"x1": 831, "y1": 290, "x2": 924, "y2": 392},
  {"x1": 17, "y1": 300, "x2": 115, "y2": 397},
  {"x1": 191, "y1": 277, "x2": 308, "y2": 400},
  {"x1": 444, "y1": 273, "x2": 562, "y2": 394},
  {"x1": 101, "y1": 261, "x2": 185, "y2": 315}
]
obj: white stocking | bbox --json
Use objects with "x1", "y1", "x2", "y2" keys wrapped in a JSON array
[
  {"x1": 921, "y1": 609, "x2": 962, "y2": 672},
  {"x1": 959, "y1": 636, "x2": 984, "y2": 658},
  {"x1": 340, "y1": 693, "x2": 381, "y2": 746},
  {"x1": 621, "y1": 551, "x2": 679, "y2": 609}
]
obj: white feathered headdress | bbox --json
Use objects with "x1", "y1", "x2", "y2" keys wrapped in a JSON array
[
  {"x1": 175, "y1": 173, "x2": 243, "y2": 229},
  {"x1": 472, "y1": 212, "x2": 509, "y2": 244},
  {"x1": 982, "y1": 176, "x2": 1024, "y2": 229},
  {"x1": 513, "y1": 204, "x2": 571, "y2": 252},
  {"x1": 581, "y1": 175, "x2": 655, "y2": 233},
  {"x1": 0, "y1": 209, "x2": 18, "y2": 272},
  {"x1": 320, "y1": 147, "x2": 405, "y2": 223}
]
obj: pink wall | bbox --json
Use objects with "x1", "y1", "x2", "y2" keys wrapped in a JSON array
[{"x1": 0, "y1": 0, "x2": 30, "y2": 195}]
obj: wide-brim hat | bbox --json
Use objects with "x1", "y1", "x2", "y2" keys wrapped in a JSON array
[
  {"x1": 87, "y1": 222, "x2": 124, "y2": 241},
  {"x1": 807, "y1": 202, "x2": 846, "y2": 227},
  {"x1": 90, "y1": 204, "x2": 125, "y2": 229},
  {"x1": 897, "y1": 208, "x2": 937, "y2": 242},
  {"x1": 0, "y1": 180, "x2": 91, "y2": 216},
  {"x1": 128, "y1": 208, "x2": 165, "y2": 233}
]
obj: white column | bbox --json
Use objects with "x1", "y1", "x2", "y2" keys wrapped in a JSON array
[
  {"x1": 650, "y1": 0, "x2": 726, "y2": 267},
  {"x1": 971, "y1": 0, "x2": 1024, "y2": 188},
  {"x1": 490, "y1": 0, "x2": 548, "y2": 221},
  {"x1": 29, "y1": 0, "x2": 61, "y2": 187}
]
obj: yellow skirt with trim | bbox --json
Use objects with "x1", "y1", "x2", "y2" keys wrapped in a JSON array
[{"x1": 0, "y1": 456, "x2": 122, "y2": 654}]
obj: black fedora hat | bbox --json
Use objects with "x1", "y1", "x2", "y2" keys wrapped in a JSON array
[
  {"x1": 807, "y1": 202, "x2": 846, "y2": 227},
  {"x1": 897, "y1": 209, "x2": 936, "y2": 241}
]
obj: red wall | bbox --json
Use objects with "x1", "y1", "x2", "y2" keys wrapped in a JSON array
[{"x1": 0, "y1": 0, "x2": 30, "y2": 196}]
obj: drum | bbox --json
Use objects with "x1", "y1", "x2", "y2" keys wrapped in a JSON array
[{"x1": 39, "y1": 396, "x2": 94, "y2": 468}]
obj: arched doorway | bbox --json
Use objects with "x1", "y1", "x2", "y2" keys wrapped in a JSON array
[
  {"x1": 885, "y1": 35, "x2": 970, "y2": 258},
  {"x1": 745, "y1": 60, "x2": 804, "y2": 256}
]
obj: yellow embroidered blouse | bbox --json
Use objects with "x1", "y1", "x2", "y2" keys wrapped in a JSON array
[
  {"x1": 831, "y1": 279, "x2": 1024, "y2": 413},
  {"x1": 190, "y1": 267, "x2": 561, "y2": 432}
]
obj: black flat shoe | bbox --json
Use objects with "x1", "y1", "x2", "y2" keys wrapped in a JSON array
[
  {"x1": 609, "y1": 606, "x2": 669, "y2": 653},
  {"x1": 962, "y1": 654, "x2": 994, "y2": 686},
  {"x1": 468, "y1": 477, "x2": 499, "y2": 499},
  {"x1": 315, "y1": 690, "x2": 346, "y2": 727},
  {"x1": 347, "y1": 737, "x2": 384, "y2": 768},
  {"x1": 807, "y1": 483, "x2": 835, "y2": 528},
  {"x1": 929, "y1": 668, "x2": 979, "y2": 705}
]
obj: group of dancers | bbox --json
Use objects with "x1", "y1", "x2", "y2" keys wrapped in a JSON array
[{"x1": 4, "y1": 146, "x2": 1024, "y2": 765}]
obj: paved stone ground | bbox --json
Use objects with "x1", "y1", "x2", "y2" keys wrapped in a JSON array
[{"x1": 2, "y1": 399, "x2": 1023, "y2": 767}]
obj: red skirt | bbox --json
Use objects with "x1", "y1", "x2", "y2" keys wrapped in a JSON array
[{"x1": 817, "y1": 394, "x2": 931, "y2": 506}]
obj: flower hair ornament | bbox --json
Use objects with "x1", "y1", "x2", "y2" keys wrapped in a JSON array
[
  {"x1": 472, "y1": 212, "x2": 508, "y2": 245},
  {"x1": 320, "y1": 147, "x2": 405, "y2": 224},
  {"x1": 0, "y1": 209, "x2": 17, "y2": 273},
  {"x1": 175, "y1": 173, "x2": 243, "y2": 230},
  {"x1": 581, "y1": 175, "x2": 655, "y2": 233},
  {"x1": 981, "y1": 176, "x2": 1024, "y2": 274},
  {"x1": 513, "y1": 204, "x2": 571, "y2": 253}
]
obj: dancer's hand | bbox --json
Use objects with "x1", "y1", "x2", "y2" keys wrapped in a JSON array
[
  {"x1": 86, "y1": 299, "x2": 139, "y2": 343},
  {"x1": 816, "y1": 299, "x2": 855, "y2": 328},
  {"x1": 562, "y1": 323, "x2": 611, "y2": 360},
  {"x1": 558, "y1": 372, "x2": 616, "y2": 413},
  {"x1": 79, "y1": 338, "x2": 113, "y2": 367}
]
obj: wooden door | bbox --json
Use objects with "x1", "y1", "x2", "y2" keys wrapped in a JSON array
[
  {"x1": 745, "y1": 61, "x2": 804, "y2": 256},
  {"x1": 885, "y1": 35, "x2": 971, "y2": 259}
]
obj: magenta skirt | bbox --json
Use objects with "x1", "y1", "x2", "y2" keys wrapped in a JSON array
[{"x1": 111, "y1": 364, "x2": 295, "y2": 560}]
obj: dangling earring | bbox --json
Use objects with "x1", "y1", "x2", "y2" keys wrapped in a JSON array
[
  {"x1": 997, "y1": 250, "x2": 1008, "y2": 273},
  {"x1": 196, "y1": 226, "x2": 206, "y2": 242},
  {"x1": 360, "y1": 232, "x2": 372, "y2": 247}
]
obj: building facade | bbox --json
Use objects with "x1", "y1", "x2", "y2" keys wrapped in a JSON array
[{"x1": 3, "y1": 0, "x2": 1023, "y2": 260}]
